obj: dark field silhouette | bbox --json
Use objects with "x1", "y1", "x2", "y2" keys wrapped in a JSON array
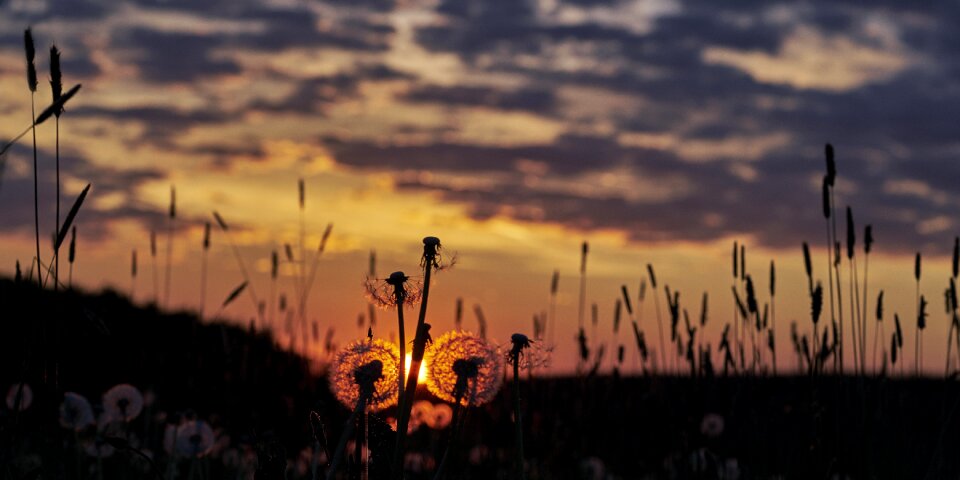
[{"x1": 3, "y1": 279, "x2": 960, "y2": 479}]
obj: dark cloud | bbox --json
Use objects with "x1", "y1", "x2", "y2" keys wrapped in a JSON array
[
  {"x1": 69, "y1": 105, "x2": 230, "y2": 147},
  {"x1": 250, "y1": 64, "x2": 413, "y2": 115},
  {"x1": 117, "y1": 28, "x2": 243, "y2": 83},
  {"x1": 324, "y1": 133, "x2": 680, "y2": 176},
  {"x1": 0, "y1": 144, "x2": 167, "y2": 242},
  {"x1": 402, "y1": 84, "x2": 557, "y2": 114}
]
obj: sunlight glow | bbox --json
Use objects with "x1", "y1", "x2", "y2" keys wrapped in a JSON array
[{"x1": 405, "y1": 352, "x2": 428, "y2": 384}]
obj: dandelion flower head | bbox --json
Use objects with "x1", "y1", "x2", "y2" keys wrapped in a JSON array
[
  {"x1": 424, "y1": 330, "x2": 503, "y2": 406},
  {"x1": 103, "y1": 384, "x2": 144, "y2": 421},
  {"x1": 329, "y1": 338, "x2": 400, "y2": 412}
]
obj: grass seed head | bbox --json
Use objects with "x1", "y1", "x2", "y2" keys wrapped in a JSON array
[{"x1": 24, "y1": 29, "x2": 37, "y2": 92}]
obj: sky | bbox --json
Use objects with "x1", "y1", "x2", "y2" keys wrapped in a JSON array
[{"x1": 1, "y1": 0, "x2": 958, "y2": 375}]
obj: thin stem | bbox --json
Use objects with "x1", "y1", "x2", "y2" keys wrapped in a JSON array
[
  {"x1": 653, "y1": 292, "x2": 666, "y2": 374},
  {"x1": 326, "y1": 394, "x2": 367, "y2": 480},
  {"x1": 165, "y1": 214, "x2": 174, "y2": 309},
  {"x1": 432, "y1": 389, "x2": 465, "y2": 480},
  {"x1": 31, "y1": 94, "x2": 41, "y2": 289},
  {"x1": 397, "y1": 299, "x2": 406, "y2": 403},
  {"x1": 200, "y1": 249, "x2": 208, "y2": 319},
  {"x1": 54, "y1": 117, "x2": 60, "y2": 293},
  {"x1": 391, "y1": 254, "x2": 435, "y2": 480},
  {"x1": 512, "y1": 356, "x2": 526, "y2": 480}
]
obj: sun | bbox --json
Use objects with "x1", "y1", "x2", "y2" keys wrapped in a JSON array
[{"x1": 405, "y1": 353, "x2": 428, "y2": 383}]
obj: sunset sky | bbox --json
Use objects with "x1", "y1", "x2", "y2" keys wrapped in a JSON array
[{"x1": 1, "y1": 0, "x2": 959, "y2": 374}]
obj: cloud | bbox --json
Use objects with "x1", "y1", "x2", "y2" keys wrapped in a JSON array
[
  {"x1": 702, "y1": 25, "x2": 914, "y2": 91},
  {"x1": 0, "y1": 143, "x2": 167, "y2": 241}
]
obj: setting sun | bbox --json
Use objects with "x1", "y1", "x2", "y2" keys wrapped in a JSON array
[{"x1": 405, "y1": 352, "x2": 428, "y2": 384}]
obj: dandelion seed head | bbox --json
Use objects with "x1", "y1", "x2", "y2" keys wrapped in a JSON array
[
  {"x1": 364, "y1": 273, "x2": 423, "y2": 309},
  {"x1": 103, "y1": 384, "x2": 144, "y2": 422},
  {"x1": 504, "y1": 339, "x2": 553, "y2": 369},
  {"x1": 329, "y1": 338, "x2": 400, "y2": 412},
  {"x1": 60, "y1": 392, "x2": 95, "y2": 431},
  {"x1": 700, "y1": 413, "x2": 725, "y2": 438},
  {"x1": 175, "y1": 420, "x2": 215, "y2": 457},
  {"x1": 425, "y1": 331, "x2": 502, "y2": 406}
]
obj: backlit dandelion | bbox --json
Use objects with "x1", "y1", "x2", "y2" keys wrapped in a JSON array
[
  {"x1": 103, "y1": 383, "x2": 144, "y2": 421},
  {"x1": 175, "y1": 420, "x2": 216, "y2": 457},
  {"x1": 329, "y1": 338, "x2": 401, "y2": 412},
  {"x1": 424, "y1": 330, "x2": 502, "y2": 406},
  {"x1": 364, "y1": 272, "x2": 423, "y2": 309},
  {"x1": 5, "y1": 383, "x2": 32, "y2": 411},
  {"x1": 60, "y1": 392, "x2": 95, "y2": 431},
  {"x1": 505, "y1": 334, "x2": 553, "y2": 370}
]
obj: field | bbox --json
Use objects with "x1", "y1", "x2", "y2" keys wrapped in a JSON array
[{"x1": 3, "y1": 279, "x2": 960, "y2": 479}]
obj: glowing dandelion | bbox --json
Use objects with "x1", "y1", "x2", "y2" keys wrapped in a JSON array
[
  {"x1": 60, "y1": 392, "x2": 95, "y2": 431},
  {"x1": 102, "y1": 383, "x2": 144, "y2": 422},
  {"x1": 5, "y1": 383, "x2": 32, "y2": 411},
  {"x1": 424, "y1": 331, "x2": 503, "y2": 406},
  {"x1": 329, "y1": 338, "x2": 401, "y2": 412}
]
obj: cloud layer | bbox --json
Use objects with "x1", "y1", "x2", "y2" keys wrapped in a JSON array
[{"x1": 1, "y1": 0, "x2": 958, "y2": 255}]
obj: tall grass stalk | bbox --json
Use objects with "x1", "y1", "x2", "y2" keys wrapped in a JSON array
[
  {"x1": 212, "y1": 211, "x2": 265, "y2": 326},
  {"x1": 164, "y1": 186, "x2": 175, "y2": 308},
  {"x1": 50, "y1": 45, "x2": 63, "y2": 292},
  {"x1": 131, "y1": 249, "x2": 137, "y2": 300},
  {"x1": 770, "y1": 260, "x2": 777, "y2": 374},
  {"x1": 647, "y1": 263, "x2": 666, "y2": 373},
  {"x1": 25, "y1": 29, "x2": 41, "y2": 289},
  {"x1": 577, "y1": 242, "x2": 588, "y2": 374},
  {"x1": 298, "y1": 178, "x2": 306, "y2": 351},
  {"x1": 549, "y1": 270, "x2": 559, "y2": 347},
  {"x1": 915, "y1": 253, "x2": 921, "y2": 376},
  {"x1": 67, "y1": 226, "x2": 75, "y2": 288},
  {"x1": 846, "y1": 206, "x2": 861, "y2": 375},
  {"x1": 861, "y1": 225, "x2": 872, "y2": 373},
  {"x1": 200, "y1": 222, "x2": 211, "y2": 319},
  {"x1": 150, "y1": 230, "x2": 158, "y2": 304}
]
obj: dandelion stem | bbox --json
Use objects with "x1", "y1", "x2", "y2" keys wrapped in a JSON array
[
  {"x1": 512, "y1": 353, "x2": 526, "y2": 480},
  {"x1": 391, "y1": 238, "x2": 439, "y2": 480},
  {"x1": 397, "y1": 296, "x2": 406, "y2": 404},
  {"x1": 326, "y1": 394, "x2": 367, "y2": 480}
]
